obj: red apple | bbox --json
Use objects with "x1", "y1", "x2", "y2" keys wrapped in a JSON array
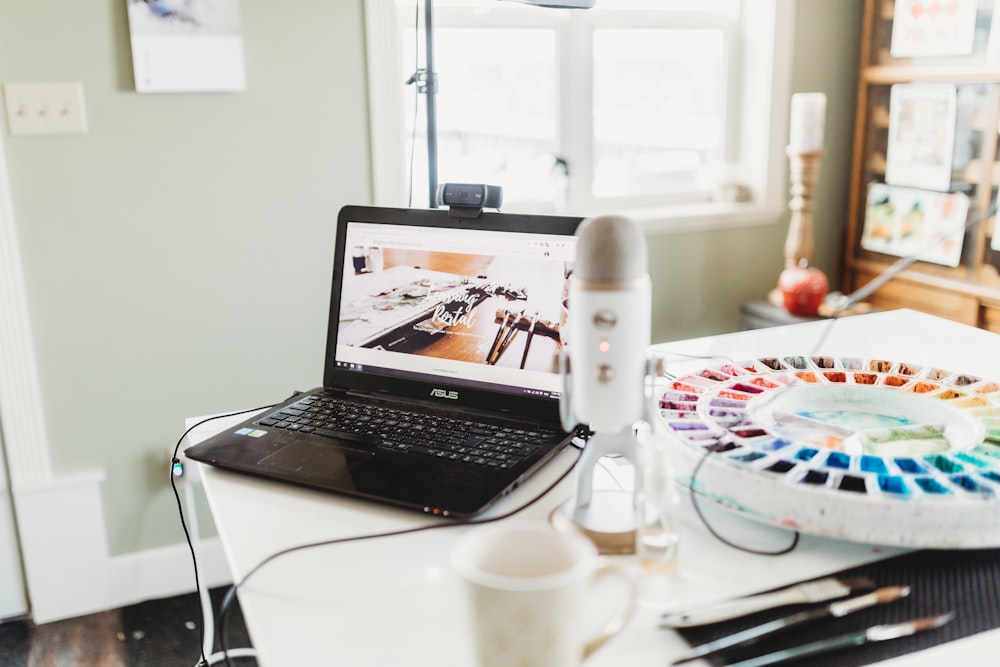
[{"x1": 778, "y1": 265, "x2": 828, "y2": 316}]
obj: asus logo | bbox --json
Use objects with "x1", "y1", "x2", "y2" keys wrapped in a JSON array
[{"x1": 430, "y1": 388, "x2": 459, "y2": 400}]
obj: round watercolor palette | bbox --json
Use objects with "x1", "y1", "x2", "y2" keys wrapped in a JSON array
[{"x1": 658, "y1": 355, "x2": 1000, "y2": 548}]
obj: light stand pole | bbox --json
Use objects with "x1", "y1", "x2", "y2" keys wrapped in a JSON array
[
  {"x1": 412, "y1": 0, "x2": 593, "y2": 208},
  {"x1": 407, "y1": 1, "x2": 439, "y2": 207},
  {"x1": 423, "y1": 0, "x2": 439, "y2": 207}
]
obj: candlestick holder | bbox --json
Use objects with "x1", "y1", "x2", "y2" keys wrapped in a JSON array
[
  {"x1": 783, "y1": 147, "x2": 823, "y2": 269},
  {"x1": 770, "y1": 147, "x2": 829, "y2": 316}
]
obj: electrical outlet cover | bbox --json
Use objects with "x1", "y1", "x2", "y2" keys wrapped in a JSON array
[{"x1": 3, "y1": 82, "x2": 88, "y2": 136}]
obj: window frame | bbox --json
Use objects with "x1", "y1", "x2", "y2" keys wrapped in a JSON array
[{"x1": 364, "y1": 0, "x2": 794, "y2": 234}]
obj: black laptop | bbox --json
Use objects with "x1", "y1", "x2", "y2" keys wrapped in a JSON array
[{"x1": 185, "y1": 204, "x2": 584, "y2": 518}]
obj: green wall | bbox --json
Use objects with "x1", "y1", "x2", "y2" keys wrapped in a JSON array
[
  {"x1": 1, "y1": 1, "x2": 371, "y2": 555},
  {"x1": 650, "y1": 1, "x2": 864, "y2": 341},
  {"x1": 0, "y1": 0, "x2": 862, "y2": 557}
]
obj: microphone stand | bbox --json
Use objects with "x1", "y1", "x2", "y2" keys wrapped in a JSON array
[
  {"x1": 553, "y1": 353, "x2": 675, "y2": 558},
  {"x1": 570, "y1": 427, "x2": 644, "y2": 553}
]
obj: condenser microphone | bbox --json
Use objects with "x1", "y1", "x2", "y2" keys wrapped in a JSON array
[
  {"x1": 563, "y1": 214, "x2": 651, "y2": 434},
  {"x1": 554, "y1": 214, "x2": 654, "y2": 553}
]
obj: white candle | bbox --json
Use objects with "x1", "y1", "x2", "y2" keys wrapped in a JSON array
[{"x1": 788, "y1": 92, "x2": 826, "y2": 151}]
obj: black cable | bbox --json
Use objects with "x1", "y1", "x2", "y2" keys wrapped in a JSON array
[
  {"x1": 655, "y1": 352, "x2": 800, "y2": 556},
  {"x1": 169, "y1": 403, "x2": 277, "y2": 667},
  {"x1": 215, "y1": 443, "x2": 583, "y2": 666},
  {"x1": 687, "y1": 444, "x2": 799, "y2": 556}
]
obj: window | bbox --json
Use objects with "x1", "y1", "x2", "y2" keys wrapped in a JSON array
[{"x1": 365, "y1": 0, "x2": 792, "y2": 230}]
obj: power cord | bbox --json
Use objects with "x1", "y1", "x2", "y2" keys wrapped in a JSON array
[
  {"x1": 180, "y1": 477, "x2": 258, "y2": 665},
  {"x1": 171, "y1": 415, "x2": 585, "y2": 667},
  {"x1": 687, "y1": 444, "x2": 799, "y2": 556},
  {"x1": 655, "y1": 351, "x2": 801, "y2": 556},
  {"x1": 169, "y1": 403, "x2": 277, "y2": 667},
  {"x1": 175, "y1": 359, "x2": 804, "y2": 666}
]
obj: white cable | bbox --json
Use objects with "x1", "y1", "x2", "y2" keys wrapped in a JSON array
[
  {"x1": 182, "y1": 474, "x2": 257, "y2": 666},
  {"x1": 208, "y1": 648, "x2": 257, "y2": 664}
]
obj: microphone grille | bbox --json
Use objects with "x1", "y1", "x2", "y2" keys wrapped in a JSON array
[{"x1": 574, "y1": 215, "x2": 647, "y2": 283}]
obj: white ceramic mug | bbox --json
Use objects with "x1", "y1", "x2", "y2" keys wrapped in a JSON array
[{"x1": 451, "y1": 521, "x2": 635, "y2": 667}]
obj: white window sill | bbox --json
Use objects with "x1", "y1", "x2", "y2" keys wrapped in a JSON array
[{"x1": 621, "y1": 201, "x2": 786, "y2": 236}]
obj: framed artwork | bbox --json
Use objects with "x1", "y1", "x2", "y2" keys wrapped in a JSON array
[
  {"x1": 861, "y1": 183, "x2": 969, "y2": 267},
  {"x1": 885, "y1": 84, "x2": 957, "y2": 192},
  {"x1": 890, "y1": 0, "x2": 978, "y2": 57},
  {"x1": 127, "y1": 0, "x2": 246, "y2": 93}
]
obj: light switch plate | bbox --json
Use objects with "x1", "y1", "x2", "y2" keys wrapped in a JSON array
[{"x1": 3, "y1": 82, "x2": 88, "y2": 136}]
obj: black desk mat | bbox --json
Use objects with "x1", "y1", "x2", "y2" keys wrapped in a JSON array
[{"x1": 674, "y1": 548, "x2": 1000, "y2": 666}]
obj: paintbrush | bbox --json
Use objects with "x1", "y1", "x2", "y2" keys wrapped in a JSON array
[
  {"x1": 722, "y1": 612, "x2": 955, "y2": 667},
  {"x1": 519, "y1": 311, "x2": 539, "y2": 369},
  {"x1": 660, "y1": 575, "x2": 875, "y2": 628},
  {"x1": 491, "y1": 308, "x2": 524, "y2": 364},
  {"x1": 487, "y1": 310, "x2": 511, "y2": 364},
  {"x1": 669, "y1": 586, "x2": 910, "y2": 664}
]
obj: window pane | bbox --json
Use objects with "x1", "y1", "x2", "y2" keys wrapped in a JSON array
[
  {"x1": 592, "y1": 28, "x2": 726, "y2": 200},
  {"x1": 404, "y1": 27, "x2": 559, "y2": 206}
]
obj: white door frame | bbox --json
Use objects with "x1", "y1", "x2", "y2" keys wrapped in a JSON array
[
  {"x1": 0, "y1": 427, "x2": 26, "y2": 620},
  {"x1": 0, "y1": 116, "x2": 51, "y2": 621}
]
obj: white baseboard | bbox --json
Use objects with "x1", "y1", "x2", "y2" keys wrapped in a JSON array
[
  {"x1": 16, "y1": 471, "x2": 232, "y2": 624},
  {"x1": 108, "y1": 536, "x2": 234, "y2": 613},
  {"x1": 0, "y1": 484, "x2": 27, "y2": 620}
]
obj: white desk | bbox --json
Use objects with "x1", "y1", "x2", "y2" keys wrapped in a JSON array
[{"x1": 192, "y1": 310, "x2": 1000, "y2": 665}]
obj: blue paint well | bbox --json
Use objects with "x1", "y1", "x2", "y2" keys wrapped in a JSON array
[
  {"x1": 951, "y1": 475, "x2": 989, "y2": 494},
  {"x1": 982, "y1": 471, "x2": 1000, "y2": 484},
  {"x1": 755, "y1": 437, "x2": 792, "y2": 452},
  {"x1": 928, "y1": 455, "x2": 964, "y2": 474},
  {"x1": 914, "y1": 477, "x2": 950, "y2": 494},
  {"x1": 955, "y1": 452, "x2": 988, "y2": 468},
  {"x1": 861, "y1": 455, "x2": 889, "y2": 474},
  {"x1": 895, "y1": 458, "x2": 926, "y2": 474},
  {"x1": 795, "y1": 447, "x2": 819, "y2": 462},
  {"x1": 877, "y1": 475, "x2": 908, "y2": 495},
  {"x1": 732, "y1": 451, "x2": 767, "y2": 463},
  {"x1": 826, "y1": 451, "x2": 852, "y2": 469}
]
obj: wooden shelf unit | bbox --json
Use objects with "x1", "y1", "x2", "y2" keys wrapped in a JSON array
[{"x1": 843, "y1": 0, "x2": 1000, "y2": 333}]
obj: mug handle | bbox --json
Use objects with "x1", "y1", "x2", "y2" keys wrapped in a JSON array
[{"x1": 582, "y1": 564, "x2": 637, "y2": 660}]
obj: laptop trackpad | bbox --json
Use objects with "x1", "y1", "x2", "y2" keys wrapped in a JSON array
[{"x1": 257, "y1": 441, "x2": 372, "y2": 480}]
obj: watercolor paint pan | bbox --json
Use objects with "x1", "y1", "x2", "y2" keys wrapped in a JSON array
[{"x1": 657, "y1": 355, "x2": 1000, "y2": 548}]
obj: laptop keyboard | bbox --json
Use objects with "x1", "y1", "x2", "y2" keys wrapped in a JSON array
[{"x1": 257, "y1": 394, "x2": 558, "y2": 470}]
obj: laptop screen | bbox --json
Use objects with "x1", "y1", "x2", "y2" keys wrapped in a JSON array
[{"x1": 332, "y1": 217, "x2": 578, "y2": 401}]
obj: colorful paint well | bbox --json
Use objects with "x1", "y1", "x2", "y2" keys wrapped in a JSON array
[
  {"x1": 877, "y1": 475, "x2": 908, "y2": 494},
  {"x1": 656, "y1": 354, "x2": 1000, "y2": 548}
]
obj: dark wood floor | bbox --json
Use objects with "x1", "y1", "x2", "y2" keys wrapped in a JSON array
[{"x1": 0, "y1": 587, "x2": 254, "y2": 667}]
